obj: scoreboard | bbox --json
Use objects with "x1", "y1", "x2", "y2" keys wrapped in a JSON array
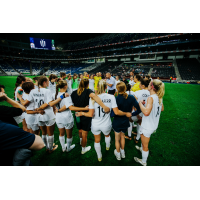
[{"x1": 30, "y1": 37, "x2": 55, "y2": 50}]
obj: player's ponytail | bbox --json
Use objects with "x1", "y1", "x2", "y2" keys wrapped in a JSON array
[
  {"x1": 55, "y1": 80, "x2": 67, "y2": 100},
  {"x1": 141, "y1": 78, "x2": 151, "y2": 88},
  {"x1": 152, "y1": 79, "x2": 165, "y2": 105},
  {"x1": 49, "y1": 74, "x2": 57, "y2": 82},
  {"x1": 77, "y1": 78, "x2": 89, "y2": 96},
  {"x1": 116, "y1": 82, "x2": 128, "y2": 99}
]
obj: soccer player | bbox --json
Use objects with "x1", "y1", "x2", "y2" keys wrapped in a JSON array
[
  {"x1": 129, "y1": 76, "x2": 135, "y2": 88},
  {"x1": 14, "y1": 76, "x2": 26, "y2": 125},
  {"x1": 60, "y1": 72, "x2": 67, "y2": 80},
  {"x1": 76, "y1": 80, "x2": 131, "y2": 161},
  {"x1": 22, "y1": 76, "x2": 58, "y2": 153},
  {"x1": 33, "y1": 77, "x2": 39, "y2": 90},
  {"x1": 49, "y1": 80, "x2": 89, "y2": 152},
  {"x1": 71, "y1": 79, "x2": 110, "y2": 154},
  {"x1": 126, "y1": 79, "x2": 151, "y2": 141},
  {"x1": 47, "y1": 74, "x2": 58, "y2": 95},
  {"x1": 83, "y1": 72, "x2": 89, "y2": 79},
  {"x1": 94, "y1": 72, "x2": 101, "y2": 94},
  {"x1": 66, "y1": 74, "x2": 72, "y2": 95},
  {"x1": 134, "y1": 79, "x2": 165, "y2": 166},
  {"x1": 112, "y1": 82, "x2": 141, "y2": 160},
  {"x1": 71, "y1": 73, "x2": 79, "y2": 92},
  {"x1": 89, "y1": 74, "x2": 94, "y2": 92},
  {"x1": 131, "y1": 74, "x2": 141, "y2": 92}
]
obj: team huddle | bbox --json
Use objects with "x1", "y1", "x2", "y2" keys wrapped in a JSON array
[{"x1": 8, "y1": 71, "x2": 164, "y2": 166}]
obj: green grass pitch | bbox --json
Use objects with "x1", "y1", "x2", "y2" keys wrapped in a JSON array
[{"x1": 0, "y1": 76, "x2": 200, "y2": 166}]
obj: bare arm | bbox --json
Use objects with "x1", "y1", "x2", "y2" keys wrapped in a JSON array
[
  {"x1": 89, "y1": 93, "x2": 110, "y2": 113},
  {"x1": 75, "y1": 109, "x2": 94, "y2": 118},
  {"x1": 29, "y1": 135, "x2": 45, "y2": 151},
  {"x1": 49, "y1": 93, "x2": 69, "y2": 107},
  {"x1": 68, "y1": 105, "x2": 89, "y2": 112},
  {"x1": 5, "y1": 95, "x2": 26, "y2": 112},
  {"x1": 161, "y1": 104, "x2": 164, "y2": 111},
  {"x1": 139, "y1": 97, "x2": 153, "y2": 116},
  {"x1": 37, "y1": 103, "x2": 49, "y2": 111},
  {"x1": 26, "y1": 110, "x2": 45, "y2": 115}
]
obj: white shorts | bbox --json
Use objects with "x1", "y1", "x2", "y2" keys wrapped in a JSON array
[
  {"x1": 139, "y1": 126, "x2": 155, "y2": 138},
  {"x1": 72, "y1": 89, "x2": 77, "y2": 92},
  {"x1": 13, "y1": 116, "x2": 23, "y2": 124},
  {"x1": 91, "y1": 125, "x2": 112, "y2": 136},
  {"x1": 38, "y1": 119, "x2": 56, "y2": 127},
  {"x1": 57, "y1": 122, "x2": 74, "y2": 129},
  {"x1": 27, "y1": 124, "x2": 39, "y2": 131}
]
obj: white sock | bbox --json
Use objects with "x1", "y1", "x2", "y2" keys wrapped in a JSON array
[
  {"x1": 59, "y1": 136, "x2": 65, "y2": 151},
  {"x1": 116, "y1": 150, "x2": 120, "y2": 157},
  {"x1": 105, "y1": 136, "x2": 111, "y2": 148},
  {"x1": 94, "y1": 142, "x2": 102, "y2": 159},
  {"x1": 120, "y1": 148, "x2": 125, "y2": 154},
  {"x1": 82, "y1": 147, "x2": 85, "y2": 151},
  {"x1": 42, "y1": 135, "x2": 48, "y2": 148},
  {"x1": 133, "y1": 122, "x2": 135, "y2": 127},
  {"x1": 67, "y1": 138, "x2": 72, "y2": 150},
  {"x1": 136, "y1": 124, "x2": 141, "y2": 140},
  {"x1": 142, "y1": 150, "x2": 149, "y2": 163},
  {"x1": 48, "y1": 136, "x2": 54, "y2": 151},
  {"x1": 128, "y1": 122, "x2": 132, "y2": 137},
  {"x1": 80, "y1": 138, "x2": 82, "y2": 144},
  {"x1": 141, "y1": 143, "x2": 143, "y2": 151}
]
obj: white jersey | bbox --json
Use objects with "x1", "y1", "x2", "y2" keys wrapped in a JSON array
[
  {"x1": 28, "y1": 88, "x2": 55, "y2": 122},
  {"x1": 34, "y1": 85, "x2": 39, "y2": 90},
  {"x1": 56, "y1": 92, "x2": 73, "y2": 124},
  {"x1": 89, "y1": 93, "x2": 117, "y2": 127},
  {"x1": 141, "y1": 94, "x2": 162, "y2": 131},
  {"x1": 89, "y1": 79, "x2": 94, "y2": 91},
  {"x1": 129, "y1": 80, "x2": 135, "y2": 87},
  {"x1": 126, "y1": 91, "x2": 135, "y2": 96},
  {"x1": 47, "y1": 81, "x2": 56, "y2": 94},
  {"x1": 134, "y1": 89, "x2": 150, "y2": 106},
  {"x1": 23, "y1": 93, "x2": 38, "y2": 125}
]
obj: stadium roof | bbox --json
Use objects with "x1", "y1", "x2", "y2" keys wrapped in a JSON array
[{"x1": 0, "y1": 33, "x2": 106, "y2": 45}]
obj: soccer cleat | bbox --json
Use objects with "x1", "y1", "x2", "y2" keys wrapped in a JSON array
[
  {"x1": 81, "y1": 146, "x2": 91, "y2": 154},
  {"x1": 106, "y1": 147, "x2": 110, "y2": 151},
  {"x1": 98, "y1": 157, "x2": 102, "y2": 162},
  {"x1": 124, "y1": 136, "x2": 132, "y2": 140},
  {"x1": 48, "y1": 145, "x2": 58, "y2": 154},
  {"x1": 134, "y1": 157, "x2": 147, "y2": 166},
  {"x1": 135, "y1": 145, "x2": 142, "y2": 153},
  {"x1": 67, "y1": 144, "x2": 75, "y2": 152},
  {"x1": 114, "y1": 149, "x2": 121, "y2": 160},
  {"x1": 133, "y1": 124, "x2": 137, "y2": 128}
]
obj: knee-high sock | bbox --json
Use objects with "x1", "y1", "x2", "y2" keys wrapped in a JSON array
[
  {"x1": 105, "y1": 136, "x2": 111, "y2": 148},
  {"x1": 128, "y1": 122, "x2": 132, "y2": 137},
  {"x1": 80, "y1": 138, "x2": 82, "y2": 145},
  {"x1": 59, "y1": 136, "x2": 65, "y2": 151},
  {"x1": 142, "y1": 150, "x2": 149, "y2": 163},
  {"x1": 94, "y1": 142, "x2": 102, "y2": 159},
  {"x1": 136, "y1": 124, "x2": 141, "y2": 140},
  {"x1": 42, "y1": 135, "x2": 48, "y2": 148},
  {"x1": 67, "y1": 138, "x2": 72, "y2": 150},
  {"x1": 48, "y1": 136, "x2": 54, "y2": 151}
]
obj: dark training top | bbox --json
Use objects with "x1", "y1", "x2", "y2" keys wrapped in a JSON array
[
  {"x1": 71, "y1": 89, "x2": 93, "y2": 108},
  {"x1": 112, "y1": 94, "x2": 141, "y2": 130},
  {"x1": 0, "y1": 106, "x2": 23, "y2": 126},
  {"x1": 0, "y1": 120, "x2": 35, "y2": 166}
]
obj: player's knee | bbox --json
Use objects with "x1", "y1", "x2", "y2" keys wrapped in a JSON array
[{"x1": 143, "y1": 146, "x2": 148, "y2": 151}]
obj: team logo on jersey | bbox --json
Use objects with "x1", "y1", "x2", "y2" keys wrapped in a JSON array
[
  {"x1": 142, "y1": 94, "x2": 149, "y2": 97},
  {"x1": 40, "y1": 39, "x2": 46, "y2": 47}
]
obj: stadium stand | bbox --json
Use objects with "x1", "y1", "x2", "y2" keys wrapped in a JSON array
[
  {"x1": 151, "y1": 66, "x2": 176, "y2": 78},
  {"x1": 0, "y1": 60, "x2": 18, "y2": 75},
  {"x1": 176, "y1": 58, "x2": 200, "y2": 80},
  {"x1": 31, "y1": 62, "x2": 41, "y2": 75}
]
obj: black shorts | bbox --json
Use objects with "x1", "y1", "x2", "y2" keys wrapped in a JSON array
[
  {"x1": 108, "y1": 89, "x2": 116, "y2": 95},
  {"x1": 75, "y1": 115, "x2": 92, "y2": 132}
]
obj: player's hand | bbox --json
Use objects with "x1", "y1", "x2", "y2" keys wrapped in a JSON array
[
  {"x1": 126, "y1": 112, "x2": 132, "y2": 118},
  {"x1": 75, "y1": 112, "x2": 81, "y2": 117},
  {"x1": 139, "y1": 100, "x2": 145, "y2": 105},
  {"x1": 0, "y1": 92, "x2": 7, "y2": 102},
  {"x1": 85, "y1": 105, "x2": 89, "y2": 110},
  {"x1": 65, "y1": 93, "x2": 69, "y2": 97},
  {"x1": 35, "y1": 108, "x2": 39, "y2": 111},
  {"x1": 137, "y1": 115, "x2": 142, "y2": 120},
  {"x1": 38, "y1": 110, "x2": 45, "y2": 115},
  {"x1": 103, "y1": 106, "x2": 110, "y2": 113},
  {"x1": 55, "y1": 107, "x2": 58, "y2": 113}
]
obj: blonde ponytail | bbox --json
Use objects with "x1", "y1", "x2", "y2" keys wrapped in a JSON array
[
  {"x1": 77, "y1": 79, "x2": 89, "y2": 96},
  {"x1": 152, "y1": 79, "x2": 165, "y2": 105},
  {"x1": 116, "y1": 82, "x2": 128, "y2": 99}
]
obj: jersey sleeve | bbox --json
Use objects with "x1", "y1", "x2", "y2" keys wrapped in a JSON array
[
  {"x1": 88, "y1": 98, "x2": 95, "y2": 109},
  {"x1": 134, "y1": 91, "x2": 139, "y2": 99},
  {"x1": 111, "y1": 95, "x2": 117, "y2": 108},
  {"x1": 64, "y1": 96, "x2": 73, "y2": 109}
]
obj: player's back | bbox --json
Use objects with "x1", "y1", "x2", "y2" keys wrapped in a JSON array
[
  {"x1": 134, "y1": 89, "x2": 150, "y2": 106},
  {"x1": 89, "y1": 93, "x2": 117, "y2": 127},
  {"x1": 141, "y1": 94, "x2": 162, "y2": 131}
]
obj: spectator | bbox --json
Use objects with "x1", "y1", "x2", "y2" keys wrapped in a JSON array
[{"x1": 122, "y1": 76, "x2": 129, "y2": 86}]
